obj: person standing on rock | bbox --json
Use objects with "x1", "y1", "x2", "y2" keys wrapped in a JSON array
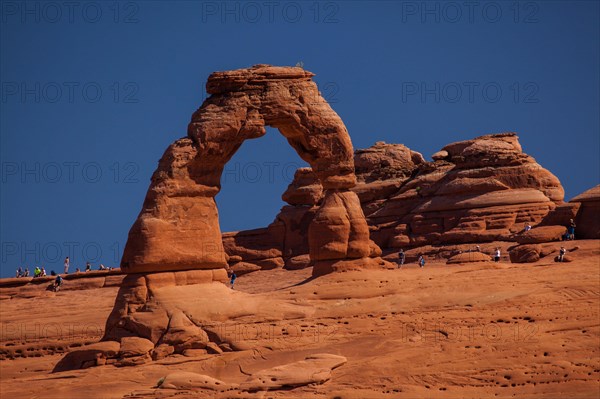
[
  {"x1": 53, "y1": 274, "x2": 63, "y2": 292},
  {"x1": 558, "y1": 246, "x2": 567, "y2": 262},
  {"x1": 524, "y1": 223, "x2": 532, "y2": 232},
  {"x1": 398, "y1": 249, "x2": 406, "y2": 268},
  {"x1": 64, "y1": 257, "x2": 70, "y2": 274},
  {"x1": 229, "y1": 271, "x2": 237, "y2": 289},
  {"x1": 567, "y1": 219, "x2": 576, "y2": 240},
  {"x1": 418, "y1": 255, "x2": 425, "y2": 268},
  {"x1": 85, "y1": 262, "x2": 91, "y2": 272},
  {"x1": 494, "y1": 248, "x2": 501, "y2": 262}
]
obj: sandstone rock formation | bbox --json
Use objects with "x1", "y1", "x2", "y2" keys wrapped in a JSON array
[
  {"x1": 570, "y1": 185, "x2": 600, "y2": 239},
  {"x1": 157, "y1": 372, "x2": 234, "y2": 391},
  {"x1": 514, "y1": 226, "x2": 566, "y2": 244},
  {"x1": 509, "y1": 244, "x2": 542, "y2": 263},
  {"x1": 362, "y1": 134, "x2": 565, "y2": 249},
  {"x1": 239, "y1": 353, "x2": 347, "y2": 391},
  {"x1": 121, "y1": 64, "x2": 377, "y2": 275},
  {"x1": 223, "y1": 133, "x2": 584, "y2": 268},
  {"x1": 446, "y1": 251, "x2": 492, "y2": 264},
  {"x1": 60, "y1": 62, "x2": 391, "y2": 372},
  {"x1": 154, "y1": 353, "x2": 347, "y2": 392}
]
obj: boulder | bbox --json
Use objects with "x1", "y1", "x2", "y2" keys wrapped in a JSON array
[
  {"x1": 158, "y1": 371, "x2": 234, "y2": 391},
  {"x1": 152, "y1": 344, "x2": 175, "y2": 360},
  {"x1": 239, "y1": 354, "x2": 347, "y2": 391},
  {"x1": 509, "y1": 244, "x2": 542, "y2": 263},
  {"x1": 282, "y1": 168, "x2": 323, "y2": 205},
  {"x1": 446, "y1": 252, "x2": 492, "y2": 264},
  {"x1": 432, "y1": 150, "x2": 449, "y2": 160},
  {"x1": 354, "y1": 141, "x2": 424, "y2": 182},
  {"x1": 554, "y1": 255, "x2": 574, "y2": 263},
  {"x1": 53, "y1": 341, "x2": 120, "y2": 372},
  {"x1": 514, "y1": 226, "x2": 566, "y2": 244},
  {"x1": 230, "y1": 262, "x2": 261, "y2": 276},
  {"x1": 284, "y1": 254, "x2": 312, "y2": 270},
  {"x1": 119, "y1": 337, "x2": 154, "y2": 357}
]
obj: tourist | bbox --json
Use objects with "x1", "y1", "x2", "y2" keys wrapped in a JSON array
[
  {"x1": 475, "y1": 245, "x2": 481, "y2": 252},
  {"x1": 53, "y1": 275, "x2": 63, "y2": 292},
  {"x1": 229, "y1": 271, "x2": 237, "y2": 289},
  {"x1": 567, "y1": 219, "x2": 576, "y2": 240},
  {"x1": 418, "y1": 255, "x2": 425, "y2": 268},
  {"x1": 85, "y1": 262, "x2": 91, "y2": 272},
  {"x1": 50, "y1": 270, "x2": 56, "y2": 276},
  {"x1": 16, "y1": 267, "x2": 22, "y2": 278},
  {"x1": 34, "y1": 267, "x2": 41, "y2": 278},
  {"x1": 524, "y1": 223, "x2": 532, "y2": 232},
  {"x1": 398, "y1": 249, "x2": 405, "y2": 268},
  {"x1": 24, "y1": 268, "x2": 29, "y2": 277},
  {"x1": 41, "y1": 267, "x2": 47, "y2": 277},
  {"x1": 64, "y1": 257, "x2": 70, "y2": 274},
  {"x1": 494, "y1": 248, "x2": 501, "y2": 262},
  {"x1": 558, "y1": 246, "x2": 567, "y2": 262},
  {"x1": 99, "y1": 264, "x2": 107, "y2": 270},
  {"x1": 75, "y1": 267, "x2": 80, "y2": 273}
]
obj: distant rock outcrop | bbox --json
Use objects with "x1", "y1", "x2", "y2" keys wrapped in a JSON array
[
  {"x1": 224, "y1": 133, "x2": 584, "y2": 268},
  {"x1": 570, "y1": 185, "x2": 600, "y2": 239}
]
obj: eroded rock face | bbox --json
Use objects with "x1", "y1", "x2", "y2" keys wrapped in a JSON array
[
  {"x1": 571, "y1": 185, "x2": 600, "y2": 239},
  {"x1": 121, "y1": 65, "x2": 373, "y2": 274},
  {"x1": 239, "y1": 354, "x2": 347, "y2": 391},
  {"x1": 510, "y1": 244, "x2": 542, "y2": 263},
  {"x1": 446, "y1": 252, "x2": 492, "y2": 264},
  {"x1": 366, "y1": 133, "x2": 565, "y2": 248},
  {"x1": 224, "y1": 133, "x2": 582, "y2": 270}
]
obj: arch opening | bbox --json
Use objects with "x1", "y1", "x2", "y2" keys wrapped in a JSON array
[{"x1": 216, "y1": 126, "x2": 308, "y2": 233}]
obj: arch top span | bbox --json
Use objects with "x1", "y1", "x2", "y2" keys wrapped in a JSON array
[
  {"x1": 188, "y1": 64, "x2": 356, "y2": 190},
  {"x1": 121, "y1": 65, "x2": 376, "y2": 275}
]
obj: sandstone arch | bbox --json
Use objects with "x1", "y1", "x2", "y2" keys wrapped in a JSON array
[{"x1": 121, "y1": 65, "x2": 374, "y2": 274}]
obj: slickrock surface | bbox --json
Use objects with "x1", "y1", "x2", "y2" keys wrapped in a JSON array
[{"x1": 1, "y1": 239, "x2": 598, "y2": 398}]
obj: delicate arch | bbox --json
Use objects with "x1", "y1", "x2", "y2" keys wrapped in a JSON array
[{"x1": 121, "y1": 65, "x2": 371, "y2": 273}]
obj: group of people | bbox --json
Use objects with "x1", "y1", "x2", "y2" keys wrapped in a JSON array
[
  {"x1": 15, "y1": 257, "x2": 111, "y2": 279},
  {"x1": 15, "y1": 266, "x2": 48, "y2": 278},
  {"x1": 397, "y1": 249, "x2": 426, "y2": 268},
  {"x1": 14, "y1": 266, "x2": 63, "y2": 291},
  {"x1": 15, "y1": 267, "x2": 30, "y2": 277},
  {"x1": 397, "y1": 243, "x2": 571, "y2": 266},
  {"x1": 63, "y1": 257, "x2": 110, "y2": 274}
]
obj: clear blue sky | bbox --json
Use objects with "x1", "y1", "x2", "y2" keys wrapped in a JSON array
[{"x1": 1, "y1": 1, "x2": 598, "y2": 277}]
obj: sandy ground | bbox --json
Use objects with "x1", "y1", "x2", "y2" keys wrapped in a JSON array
[{"x1": 1, "y1": 240, "x2": 599, "y2": 398}]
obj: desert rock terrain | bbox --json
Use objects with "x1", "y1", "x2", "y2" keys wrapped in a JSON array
[
  {"x1": 1, "y1": 65, "x2": 598, "y2": 398},
  {"x1": 1, "y1": 239, "x2": 599, "y2": 398}
]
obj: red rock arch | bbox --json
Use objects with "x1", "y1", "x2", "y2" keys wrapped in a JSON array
[{"x1": 121, "y1": 65, "x2": 373, "y2": 274}]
